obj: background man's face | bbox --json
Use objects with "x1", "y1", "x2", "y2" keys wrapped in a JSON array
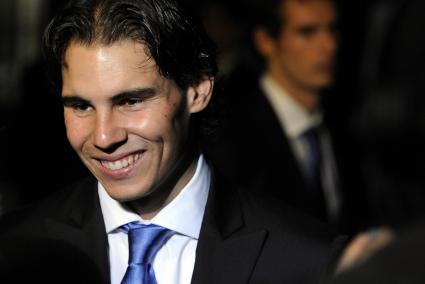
[
  {"x1": 268, "y1": 0, "x2": 337, "y2": 91},
  {"x1": 61, "y1": 40, "x2": 191, "y2": 202}
]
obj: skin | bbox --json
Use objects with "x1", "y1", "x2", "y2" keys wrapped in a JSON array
[
  {"x1": 336, "y1": 227, "x2": 396, "y2": 274},
  {"x1": 61, "y1": 40, "x2": 213, "y2": 219},
  {"x1": 255, "y1": 0, "x2": 337, "y2": 112}
]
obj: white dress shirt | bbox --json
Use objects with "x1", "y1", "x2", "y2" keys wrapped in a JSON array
[
  {"x1": 98, "y1": 154, "x2": 211, "y2": 284},
  {"x1": 260, "y1": 74, "x2": 341, "y2": 220}
]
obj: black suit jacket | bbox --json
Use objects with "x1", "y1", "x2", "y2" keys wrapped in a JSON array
[
  {"x1": 210, "y1": 71, "x2": 337, "y2": 223},
  {"x1": 0, "y1": 172, "x2": 346, "y2": 284}
]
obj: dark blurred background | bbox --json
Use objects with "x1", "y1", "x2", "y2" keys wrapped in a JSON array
[
  {"x1": 0, "y1": 0, "x2": 89, "y2": 214},
  {"x1": 1, "y1": 0, "x2": 425, "y2": 234}
]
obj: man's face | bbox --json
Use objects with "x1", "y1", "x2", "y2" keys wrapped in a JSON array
[
  {"x1": 62, "y1": 40, "x2": 194, "y2": 202},
  {"x1": 266, "y1": 0, "x2": 337, "y2": 91}
]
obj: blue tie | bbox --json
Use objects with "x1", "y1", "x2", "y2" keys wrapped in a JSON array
[
  {"x1": 120, "y1": 222, "x2": 174, "y2": 284},
  {"x1": 303, "y1": 127, "x2": 321, "y2": 188},
  {"x1": 302, "y1": 126, "x2": 328, "y2": 220}
]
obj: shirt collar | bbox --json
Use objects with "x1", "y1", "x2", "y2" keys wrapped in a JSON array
[
  {"x1": 260, "y1": 73, "x2": 323, "y2": 138},
  {"x1": 98, "y1": 154, "x2": 211, "y2": 239}
]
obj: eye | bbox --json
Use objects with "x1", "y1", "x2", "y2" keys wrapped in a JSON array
[
  {"x1": 112, "y1": 89, "x2": 156, "y2": 111},
  {"x1": 117, "y1": 97, "x2": 144, "y2": 111},
  {"x1": 71, "y1": 102, "x2": 93, "y2": 112},
  {"x1": 121, "y1": 97, "x2": 143, "y2": 107},
  {"x1": 298, "y1": 26, "x2": 318, "y2": 37},
  {"x1": 62, "y1": 97, "x2": 94, "y2": 116}
]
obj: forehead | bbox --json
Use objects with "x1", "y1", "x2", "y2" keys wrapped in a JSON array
[
  {"x1": 63, "y1": 40, "x2": 155, "y2": 74},
  {"x1": 62, "y1": 40, "x2": 162, "y2": 96},
  {"x1": 282, "y1": 0, "x2": 336, "y2": 27}
]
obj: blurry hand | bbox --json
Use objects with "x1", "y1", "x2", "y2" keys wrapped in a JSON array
[{"x1": 335, "y1": 226, "x2": 396, "y2": 274}]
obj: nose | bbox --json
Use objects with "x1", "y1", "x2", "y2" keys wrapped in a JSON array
[{"x1": 93, "y1": 110, "x2": 127, "y2": 153}]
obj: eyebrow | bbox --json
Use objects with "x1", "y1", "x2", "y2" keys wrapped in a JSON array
[
  {"x1": 61, "y1": 87, "x2": 157, "y2": 106},
  {"x1": 61, "y1": 96, "x2": 88, "y2": 107}
]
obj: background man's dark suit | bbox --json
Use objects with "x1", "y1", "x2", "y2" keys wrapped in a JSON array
[
  {"x1": 208, "y1": 70, "x2": 362, "y2": 233},
  {"x1": 210, "y1": 72, "x2": 320, "y2": 216},
  {"x1": 0, "y1": 171, "x2": 347, "y2": 284}
]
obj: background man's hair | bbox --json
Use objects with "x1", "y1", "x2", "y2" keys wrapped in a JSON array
[
  {"x1": 250, "y1": 0, "x2": 334, "y2": 38},
  {"x1": 249, "y1": 0, "x2": 285, "y2": 38}
]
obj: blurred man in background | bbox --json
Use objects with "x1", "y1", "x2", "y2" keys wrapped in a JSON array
[{"x1": 209, "y1": 0, "x2": 363, "y2": 232}]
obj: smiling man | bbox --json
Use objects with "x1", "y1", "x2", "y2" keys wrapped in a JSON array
[
  {"x1": 61, "y1": 40, "x2": 204, "y2": 218},
  {"x1": 0, "y1": 0, "x2": 346, "y2": 283}
]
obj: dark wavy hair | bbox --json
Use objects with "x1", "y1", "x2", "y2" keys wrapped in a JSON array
[
  {"x1": 43, "y1": 0, "x2": 219, "y2": 142},
  {"x1": 250, "y1": 0, "x2": 335, "y2": 38}
]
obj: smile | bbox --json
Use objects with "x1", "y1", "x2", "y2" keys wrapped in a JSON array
[{"x1": 100, "y1": 153, "x2": 141, "y2": 171}]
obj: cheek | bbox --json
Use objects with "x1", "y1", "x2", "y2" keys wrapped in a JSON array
[
  {"x1": 132, "y1": 99, "x2": 187, "y2": 140},
  {"x1": 64, "y1": 112, "x2": 90, "y2": 150},
  {"x1": 277, "y1": 49, "x2": 302, "y2": 75},
  {"x1": 280, "y1": 36, "x2": 312, "y2": 62},
  {"x1": 283, "y1": 46, "x2": 312, "y2": 74},
  {"x1": 276, "y1": 40, "x2": 298, "y2": 65},
  {"x1": 125, "y1": 110, "x2": 174, "y2": 145}
]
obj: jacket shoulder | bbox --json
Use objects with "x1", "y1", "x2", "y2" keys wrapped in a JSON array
[
  {"x1": 240, "y1": 188, "x2": 347, "y2": 282},
  {"x1": 212, "y1": 167, "x2": 346, "y2": 279},
  {"x1": 0, "y1": 176, "x2": 96, "y2": 235}
]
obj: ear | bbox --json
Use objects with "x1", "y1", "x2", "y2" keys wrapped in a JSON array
[
  {"x1": 253, "y1": 27, "x2": 276, "y2": 58},
  {"x1": 187, "y1": 77, "x2": 214, "y2": 114}
]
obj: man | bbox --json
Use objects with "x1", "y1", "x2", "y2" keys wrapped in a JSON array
[
  {"x1": 209, "y1": 0, "x2": 350, "y2": 227},
  {"x1": 0, "y1": 0, "x2": 346, "y2": 283}
]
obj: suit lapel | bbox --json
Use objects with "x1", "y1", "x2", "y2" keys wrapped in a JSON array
[
  {"x1": 253, "y1": 87, "x2": 309, "y2": 196},
  {"x1": 39, "y1": 171, "x2": 266, "y2": 284},
  {"x1": 43, "y1": 177, "x2": 110, "y2": 284},
  {"x1": 191, "y1": 172, "x2": 267, "y2": 284}
]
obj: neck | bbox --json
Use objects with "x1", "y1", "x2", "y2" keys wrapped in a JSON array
[
  {"x1": 133, "y1": 159, "x2": 197, "y2": 220},
  {"x1": 268, "y1": 71, "x2": 320, "y2": 113}
]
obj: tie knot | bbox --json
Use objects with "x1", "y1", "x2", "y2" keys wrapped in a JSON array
[
  {"x1": 121, "y1": 222, "x2": 174, "y2": 265},
  {"x1": 302, "y1": 125, "x2": 320, "y2": 141},
  {"x1": 301, "y1": 126, "x2": 322, "y2": 184}
]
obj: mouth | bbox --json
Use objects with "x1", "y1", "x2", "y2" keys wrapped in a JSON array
[
  {"x1": 93, "y1": 150, "x2": 146, "y2": 179},
  {"x1": 100, "y1": 152, "x2": 142, "y2": 171}
]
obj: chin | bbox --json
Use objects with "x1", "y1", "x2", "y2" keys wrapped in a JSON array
[
  {"x1": 103, "y1": 182, "x2": 151, "y2": 202},
  {"x1": 312, "y1": 77, "x2": 334, "y2": 89}
]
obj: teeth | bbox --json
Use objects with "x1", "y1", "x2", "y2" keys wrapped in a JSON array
[{"x1": 101, "y1": 153, "x2": 140, "y2": 171}]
